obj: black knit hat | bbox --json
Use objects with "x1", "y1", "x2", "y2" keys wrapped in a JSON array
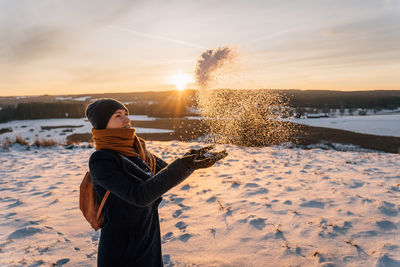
[{"x1": 85, "y1": 98, "x2": 128, "y2": 129}]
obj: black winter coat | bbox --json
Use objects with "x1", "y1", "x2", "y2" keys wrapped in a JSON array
[{"x1": 89, "y1": 149, "x2": 193, "y2": 267}]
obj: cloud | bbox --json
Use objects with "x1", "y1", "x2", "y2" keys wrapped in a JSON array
[
  {"x1": 250, "y1": 14, "x2": 400, "y2": 70},
  {"x1": 0, "y1": 0, "x2": 137, "y2": 65},
  {"x1": 1, "y1": 26, "x2": 72, "y2": 64},
  {"x1": 108, "y1": 26, "x2": 206, "y2": 50}
]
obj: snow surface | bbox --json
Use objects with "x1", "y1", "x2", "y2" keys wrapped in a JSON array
[
  {"x1": 186, "y1": 113, "x2": 400, "y2": 138},
  {"x1": 0, "y1": 116, "x2": 168, "y2": 144},
  {"x1": 55, "y1": 96, "x2": 91, "y2": 101},
  {"x1": 290, "y1": 114, "x2": 400, "y2": 137},
  {"x1": 0, "y1": 141, "x2": 399, "y2": 266}
]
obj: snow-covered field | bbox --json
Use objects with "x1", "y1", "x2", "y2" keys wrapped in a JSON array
[
  {"x1": 1, "y1": 113, "x2": 399, "y2": 146},
  {"x1": 0, "y1": 141, "x2": 399, "y2": 266},
  {"x1": 0, "y1": 115, "x2": 171, "y2": 144},
  {"x1": 291, "y1": 114, "x2": 400, "y2": 138}
]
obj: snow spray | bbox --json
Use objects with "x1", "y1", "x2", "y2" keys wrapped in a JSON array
[
  {"x1": 194, "y1": 47, "x2": 297, "y2": 146},
  {"x1": 195, "y1": 47, "x2": 235, "y2": 88}
]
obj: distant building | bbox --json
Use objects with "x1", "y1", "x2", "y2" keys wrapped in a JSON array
[{"x1": 306, "y1": 113, "x2": 329, "y2": 119}]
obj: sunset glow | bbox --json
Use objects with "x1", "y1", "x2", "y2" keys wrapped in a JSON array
[
  {"x1": 0, "y1": 1, "x2": 399, "y2": 96},
  {"x1": 169, "y1": 73, "x2": 194, "y2": 91}
]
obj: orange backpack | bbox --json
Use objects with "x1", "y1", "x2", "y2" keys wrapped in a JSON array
[{"x1": 79, "y1": 153, "x2": 120, "y2": 231}]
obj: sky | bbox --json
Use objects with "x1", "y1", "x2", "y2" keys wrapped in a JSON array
[{"x1": 0, "y1": 0, "x2": 399, "y2": 96}]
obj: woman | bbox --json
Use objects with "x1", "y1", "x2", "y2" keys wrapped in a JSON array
[{"x1": 85, "y1": 98, "x2": 227, "y2": 267}]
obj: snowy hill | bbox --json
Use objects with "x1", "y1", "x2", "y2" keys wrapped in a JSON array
[
  {"x1": 0, "y1": 141, "x2": 399, "y2": 266},
  {"x1": 291, "y1": 114, "x2": 400, "y2": 138}
]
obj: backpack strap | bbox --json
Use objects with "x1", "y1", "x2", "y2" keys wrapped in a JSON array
[
  {"x1": 95, "y1": 151, "x2": 122, "y2": 221},
  {"x1": 96, "y1": 190, "x2": 110, "y2": 221}
]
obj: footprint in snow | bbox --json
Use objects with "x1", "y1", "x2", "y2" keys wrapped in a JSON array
[
  {"x1": 231, "y1": 181, "x2": 241, "y2": 188},
  {"x1": 178, "y1": 233, "x2": 192, "y2": 242},
  {"x1": 162, "y1": 232, "x2": 174, "y2": 244},
  {"x1": 28, "y1": 260, "x2": 46, "y2": 266},
  {"x1": 163, "y1": 254, "x2": 174, "y2": 267},
  {"x1": 351, "y1": 230, "x2": 378, "y2": 238},
  {"x1": 4, "y1": 212, "x2": 17, "y2": 218},
  {"x1": 55, "y1": 258, "x2": 70, "y2": 266},
  {"x1": 246, "y1": 187, "x2": 269, "y2": 196},
  {"x1": 378, "y1": 201, "x2": 398, "y2": 217},
  {"x1": 300, "y1": 200, "x2": 326, "y2": 209},
  {"x1": 175, "y1": 221, "x2": 188, "y2": 230},
  {"x1": 348, "y1": 180, "x2": 365, "y2": 188},
  {"x1": 49, "y1": 199, "x2": 59, "y2": 205},
  {"x1": 172, "y1": 209, "x2": 182, "y2": 218},
  {"x1": 42, "y1": 192, "x2": 52, "y2": 197},
  {"x1": 22, "y1": 219, "x2": 42, "y2": 226},
  {"x1": 376, "y1": 220, "x2": 397, "y2": 231},
  {"x1": 283, "y1": 200, "x2": 292, "y2": 205},
  {"x1": 206, "y1": 196, "x2": 216, "y2": 203},
  {"x1": 375, "y1": 254, "x2": 400, "y2": 267},
  {"x1": 8, "y1": 227, "x2": 43, "y2": 239},
  {"x1": 244, "y1": 183, "x2": 259, "y2": 188},
  {"x1": 388, "y1": 185, "x2": 400, "y2": 192},
  {"x1": 180, "y1": 184, "x2": 190, "y2": 190},
  {"x1": 171, "y1": 197, "x2": 184, "y2": 204},
  {"x1": 262, "y1": 229, "x2": 286, "y2": 241},
  {"x1": 7, "y1": 199, "x2": 23, "y2": 208},
  {"x1": 249, "y1": 218, "x2": 266, "y2": 230}
]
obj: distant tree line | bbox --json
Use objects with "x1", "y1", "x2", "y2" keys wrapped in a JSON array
[
  {"x1": 125, "y1": 101, "x2": 194, "y2": 118},
  {"x1": 1, "y1": 90, "x2": 399, "y2": 122},
  {"x1": 285, "y1": 90, "x2": 400, "y2": 109},
  {"x1": 0, "y1": 103, "x2": 86, "y2": 123},
  {"x1": 0, "y1": 99, "x2": 196, "y2": 123}
]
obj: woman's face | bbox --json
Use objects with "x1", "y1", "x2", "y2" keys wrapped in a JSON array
[{"x1": 106, "y1": 109, "x2": 131, "y2": 129}]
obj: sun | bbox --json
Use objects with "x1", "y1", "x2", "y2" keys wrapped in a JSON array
[{"x1": 169, "y1": 73, "x2": 194, "y2": 91}]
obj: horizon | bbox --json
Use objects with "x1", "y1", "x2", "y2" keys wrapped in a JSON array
[
  {"x1": 3, "y1": 88, "x2": 400, "y2": 98},
  {"x1": 1, "y1": 1, "x2": 399, "y2": 96}
]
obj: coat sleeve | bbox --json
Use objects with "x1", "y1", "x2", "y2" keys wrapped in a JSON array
[
  {"x1": 89, "y1": 150, "x2": 193, "y2": 208},
  {"x1": 153, "y1": 154, "x2": 168, "y2": 174}
]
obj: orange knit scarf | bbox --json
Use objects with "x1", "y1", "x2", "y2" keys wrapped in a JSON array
[{"x1": 91, "y1": 128, "x2": 156, "y2": 173}]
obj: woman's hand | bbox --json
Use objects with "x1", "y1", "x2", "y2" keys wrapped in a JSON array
[
  {"x1": 182, "y1": 145, "x2": 228, "y2": 170},
  {"x1": 184, "y1": 145, "x2": 215, "y2": 158}
]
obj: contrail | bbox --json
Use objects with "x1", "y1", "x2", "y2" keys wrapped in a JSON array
[
  {"x1": 238, "y1": 28, "x2": 299, "y2": 47},
  {"x1": 108, "y1": 25, "x2": 206, "y2": 50}
]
